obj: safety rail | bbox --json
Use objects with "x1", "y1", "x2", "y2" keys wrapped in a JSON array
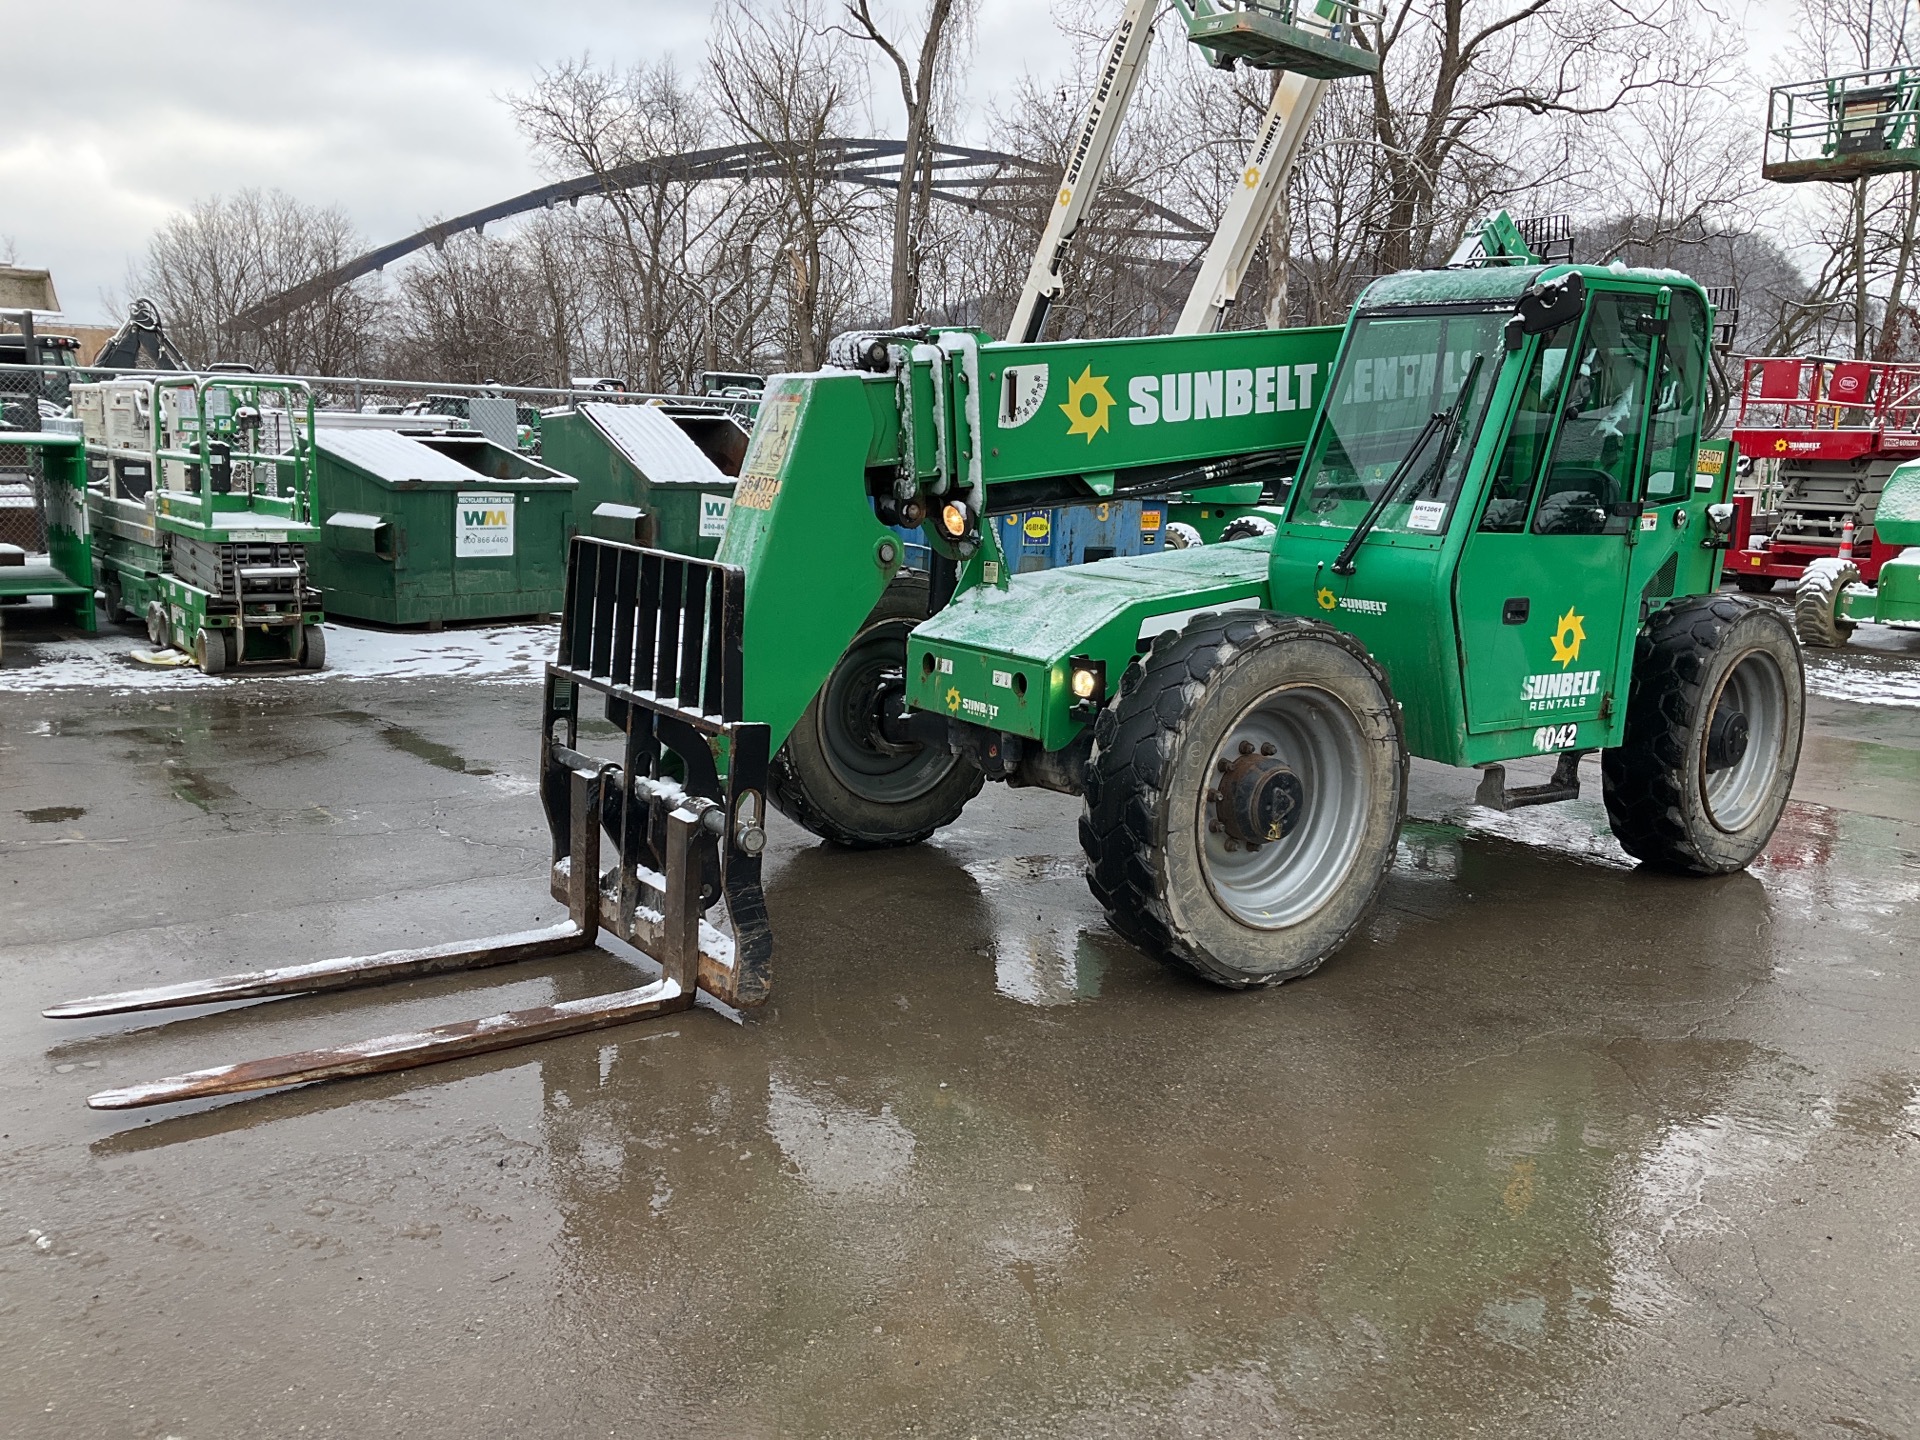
[
  {"x1": 1182, "y1": 0, "x2": 1383, "y2": 77},
  {"x1": 1732, "y1": 355, "x2": 1920, "y2": 441},
  {"x1": 1762, "y1": 67, "x2": 1920, "y2": 183}
]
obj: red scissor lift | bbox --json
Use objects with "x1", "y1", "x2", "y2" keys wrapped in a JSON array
[{"x1": 1726, "y1": 354, "x2": 1920, "y2": 590}]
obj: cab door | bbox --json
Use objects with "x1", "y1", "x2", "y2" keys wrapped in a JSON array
[{"x1": 1454, "y1": 291, "x2": 1658, "y2": 737}]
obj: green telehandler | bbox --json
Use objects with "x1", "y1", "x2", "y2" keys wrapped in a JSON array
[
  {"x1": 41, "y1": 3, "x2": 1803, "y2": 1106},
  {"x1": 46, "y1": 235, "x2": 1805, "y2": 1108}
]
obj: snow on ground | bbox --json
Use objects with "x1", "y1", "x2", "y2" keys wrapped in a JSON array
[
  {"x1": 1804, "y1": 633, "x2": 1920, "y2": 709},
  {"x1": 0, "y1": 619, "x2": 556, "y2": 694}
]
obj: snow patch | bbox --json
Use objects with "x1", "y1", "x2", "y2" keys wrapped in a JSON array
[{"x1": 0, "y1": 620, "x2": 557, "y2": 694}]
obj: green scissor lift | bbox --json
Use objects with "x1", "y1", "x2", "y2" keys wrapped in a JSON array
[
  {"x1": 74, "y1": 376, "x2": 325, "y2": 673},
  {"x1": 0, "y1": 427, "x2": 96, "y2": 655}
]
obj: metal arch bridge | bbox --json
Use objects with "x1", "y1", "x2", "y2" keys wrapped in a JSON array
[{"x1": 230, "y1": 139, "x2": 1210, "y2": 335}]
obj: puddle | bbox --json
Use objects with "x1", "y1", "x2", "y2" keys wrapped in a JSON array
[
  {"x1": 765, "y1": 1075, "x2": 916, "y2": 1198},
  {"x1": 326, "y1": 709, "x2": 495, "y2": 776},
  {"x1": 165, "y1": 761, "x2": 236, "y2": 811},
  {"x1": 19, "y1": 805, "x2": 85, "y2": 824}
]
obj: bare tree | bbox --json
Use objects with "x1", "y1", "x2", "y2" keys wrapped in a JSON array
[
  {"x1": 710, "y1": 0, "x2": 881, "y2": 368},
  {"x1": 838, "y1": 0, "x2": 978, "y2": 323},
  {"x1": 135, "y1": 188, "x2": 382, "y2": 374}
]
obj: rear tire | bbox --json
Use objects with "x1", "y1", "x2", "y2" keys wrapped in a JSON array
[
  {"x1": 146, "y1": 600, "x2": 169, "y2": 649},
  {"x1": 1792, "y1": 557, "x2": 1859, "y2": 648},
  {"x1": 1162, "y1": 521, "x2": 1203, "y2": 550},
  {"x1": 1080, "y1": 611, "x2": 1406, "y2": 988},
  {"x1": 1602, "y1": 594, "x2": 1803, "y2": 874},
  {"x1": 1218, "y1": 515, "x2": 1277, "y2": 542},
  {"x1": 769, "y1": 571, "x2": 982, "y2": 848}
]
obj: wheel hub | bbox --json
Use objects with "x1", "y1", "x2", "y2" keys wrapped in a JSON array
[
  {"x1": 1706, "y1": 704, "x2": 1750, "y2": 773},
  {"x1": 1213, "y1": 742, "x2": 1304, "y2": 847}
]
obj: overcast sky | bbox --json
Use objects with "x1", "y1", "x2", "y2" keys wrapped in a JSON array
[{"x1": 4, "y1": 0, "x2": 1796, "y2": 324}]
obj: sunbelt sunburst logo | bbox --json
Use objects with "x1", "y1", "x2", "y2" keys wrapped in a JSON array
[
  {"x1": 1061, "y1": 367, "x2": 1114, "y2": 441},
  {"x1": 1521, "y1": 605, "x2": 1600, "y2": 711}
]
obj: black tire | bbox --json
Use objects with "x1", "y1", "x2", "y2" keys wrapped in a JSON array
[
  {"x1": 1732, "y1": 574, "x2": 1777, "y2": 595},
  {"x1": 1791, "y1": 557, "x2": 1859, "y2": 648},
  {"x1": 1218, "y1": 514, "x2": 1277, "y2": 542},
  {"x1": 194, "y1": 626, "x2": 228, "y2": 676},
  {"x1": 102, "y1": 575, "x2": 123, "y2": 623},
  {"x1": 1161, "y1": 521, "x2": 1203, "y2": 550},
  {"x1": 1080, "y1": 610, "x2": 1406, "y2": 988},
  {"x1": 146, "y1": 600, "x2": 169, "y2": 649},
  {"x1": 1602, "y1": 594, "x2": 1804, "y2": 875},
  {"x1": 300, "y1": 624, "x2": 327, "y2": 670},
  {"x1": 769, "y1": 571, "x2": 982, "y2": 848}
]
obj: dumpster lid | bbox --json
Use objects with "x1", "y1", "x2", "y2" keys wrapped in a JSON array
[
  {"x1": 581, "y1": 402, "x2": 728, "y2": 487},
  {"x1": 315, "y1": 427, "x2": 496, "y2": 483}
]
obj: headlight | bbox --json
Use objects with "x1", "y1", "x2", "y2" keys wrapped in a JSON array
[
  {"x1": 1067, "y1": 654, "x2": 1106, "y2": 705},
  {"x1": 938, "y1": 500, "x2": 972, "y2": 539}
]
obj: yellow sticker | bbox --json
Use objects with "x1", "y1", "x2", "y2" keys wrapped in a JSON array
[
  {"x1": 1695, "y1": 446, "x2": 1725, "y2": 475},
  {"x1": 1141, "y1": 510, "x2": 1162, "y2": 531}
]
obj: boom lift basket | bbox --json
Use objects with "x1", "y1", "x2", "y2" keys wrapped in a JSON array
[
  {"x1": 1185, "y1": 0, "x2": 1381, "y2": 79},
  {"x1": 48, "y1": 537, "x2": 773, "y2": 1110}
]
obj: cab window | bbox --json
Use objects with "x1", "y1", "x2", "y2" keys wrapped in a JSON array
[
  {"x1": 1531, "y1": 293, "x2": 1655, "y2": 536},
  {"x1": 1641, "y1": 291, "x2": 1708, "y2": 505},
  {"x1": 1479, "y1": 328, "x2": 1575, "y2": 532}
]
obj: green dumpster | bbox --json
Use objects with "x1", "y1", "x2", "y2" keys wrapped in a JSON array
[
  {"x1": 310, "y1": 429, "x2": 577, "y2": 625},
  {"x1": 538, "y1": 403, "x2": 739, "y2": 558}
]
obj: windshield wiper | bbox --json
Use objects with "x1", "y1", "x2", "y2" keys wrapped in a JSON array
[{"x1": 1331, "y1": 352, "x2": 1485, "y2": 576}]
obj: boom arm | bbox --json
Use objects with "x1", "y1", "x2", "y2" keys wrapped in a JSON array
[
  {"x1": 1007, "y1": 0, "x2": 1160, "y2": 344},
  {"x1": 1173, "y1": 70, "x2": 1328, "y2": 333}
]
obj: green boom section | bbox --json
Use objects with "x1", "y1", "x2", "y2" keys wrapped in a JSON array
[{"x1": 970, "y1": 326, "x2": 1340, "y2": 496}]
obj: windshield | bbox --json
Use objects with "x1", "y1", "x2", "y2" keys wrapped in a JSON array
[{"x1": 1290, "y1": 309, "x2": 1507, "y2": 536}]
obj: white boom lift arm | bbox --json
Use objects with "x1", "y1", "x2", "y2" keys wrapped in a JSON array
[
  {"x1": 1008, "y1": 0, "x2": 1371, "y2": 342},
  {"x1": 1006, "y1": 0, "x2": 1161, "y2": 345}
]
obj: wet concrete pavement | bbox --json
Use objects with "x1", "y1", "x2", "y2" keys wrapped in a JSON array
[{"x1": 2, "y1": 611, "x2": 1918, "y2": 1437}]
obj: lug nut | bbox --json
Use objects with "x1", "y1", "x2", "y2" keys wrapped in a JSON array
[
  {"x1": 1238, "y1": 740, "x2": 1254, "y2": 755},
  {"x1": 1224, "y1": 839, "x2": 1241, "y2": 852},
  {"x1": 1208, "y1": 819, "x2": 1224, "y2": 833},
  {"x1": 1260, "y1": 742, "x2": 1277, "y2": 756}
]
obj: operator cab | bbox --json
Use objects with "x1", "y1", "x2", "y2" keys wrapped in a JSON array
[{"x1": 1275, "y1": 264, "x2": 1717, "y2": 755}]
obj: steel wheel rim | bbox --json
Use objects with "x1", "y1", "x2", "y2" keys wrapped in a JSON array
[
  {"x1": 817, "y1": 619, "x2": 954, "y2": 802},
  {"x1": 1702, "y1": 648, "x2": 1788, "y2": 833},
  {"x1": 1197, "y1": 683, "x2": 1370, "y2": 929}
]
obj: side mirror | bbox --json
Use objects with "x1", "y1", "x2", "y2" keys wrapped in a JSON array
[
  {"x1": 1703, "y1": 502, "x2": 1735, "y2": 548},
  {"x1": 1505, "y1": 272, "x2": 1587, "y2": 351}
]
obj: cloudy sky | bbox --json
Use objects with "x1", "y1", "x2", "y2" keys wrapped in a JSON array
[{"x1": 5, "y1": 0, "x2": 1796, "y2": 323}]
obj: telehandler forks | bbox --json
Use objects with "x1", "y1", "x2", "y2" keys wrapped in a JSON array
[{"x1": 48, "y1": 538, "x2": 773, "y2": 1110}]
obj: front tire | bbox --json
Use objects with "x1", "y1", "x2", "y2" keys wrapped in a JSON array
[
  {"x1": 1792, "y1": 557, "x2": 1860, "y2": 648},
  {"x1": 769, "y1": 571, "x2": 982, "y2": 848},
  {"x1": 1080, "y1": 611, "x2": 1406, "y2": 988},
  {"x1": 1602, "y1": 595, "x2": 1803, "y2": 874},
  {"x1": 300, "y1": 624, "x2": 327, "y2": 670}
]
